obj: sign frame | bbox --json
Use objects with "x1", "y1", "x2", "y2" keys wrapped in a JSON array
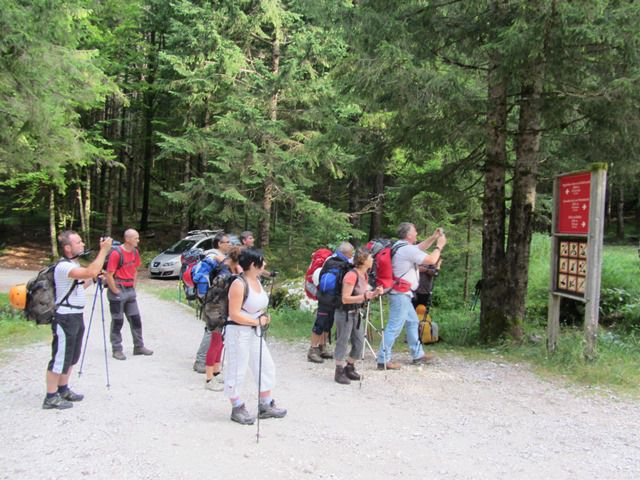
[{"x1": 547, "y1": 165, "x2": 607, "y2": 361}]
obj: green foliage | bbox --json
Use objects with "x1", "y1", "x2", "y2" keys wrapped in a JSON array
[{"x1": 0, "y1": 293, "x2": 49, "y2": 351}]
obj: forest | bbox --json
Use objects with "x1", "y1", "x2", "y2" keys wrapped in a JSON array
[{"x1": 1, "y1": 0, "x2": 639, "y2": 344}]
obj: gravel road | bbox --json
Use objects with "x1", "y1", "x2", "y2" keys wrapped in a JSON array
[{"x1": 1, "y1": 268, "x2": 640, "y2": 479}]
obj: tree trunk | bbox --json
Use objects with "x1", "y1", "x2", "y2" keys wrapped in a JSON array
[
  {"x1": 104, "y1": 165, "x2": 115, "y2": 237},
  {"x1": 369, "y1": 171, "x2": 384, "y2": 239},
  {"x1": 49, "y1": 189, "x2": 58, "y2": 258},
  {"x1": 480, "y1": 50, "x2": 509, "y2": 344},
  {"x1": 139, "y1": 31, "x2": 157, "y2": 232},
  {"x1": 349, "y1": 177, "x2": 361, "y2": 228},
  {"x1": 180, "y1": 155, "x2": 191, "y2": 238},
  {"x1": 77, "y1": 185, "x2": 87, "y2": 238},
  {"x1": 84, "y1": 171, "x2": 92, "y2": 249},
  {"x1": 616, "y1": 183, "x2": 624, "y2": 240},
  {"x1": 463, "y1": 211, "x2": 473, "y2": 302}
]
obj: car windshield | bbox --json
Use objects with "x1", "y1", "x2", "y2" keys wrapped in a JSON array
[{"x1": 164, "y1": 239, "x2": 197, "y2": 254}]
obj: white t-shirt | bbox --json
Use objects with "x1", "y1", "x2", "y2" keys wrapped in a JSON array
[
  {"x1": 54, "y1": 260, "x2": 85, "y2": 314},
  {"x1": 392, "y1": 241, "x2": 427, "y2": 293}
]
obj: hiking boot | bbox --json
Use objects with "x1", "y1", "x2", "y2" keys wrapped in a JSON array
[
  {"x1": 334, "y1": 366, "x2": 351, "y2": 385},
  {"x1": 412, "y1": 353, "x2": 436, "y2": 365},
  {"x1": 307, "y1": 346, "x2": 324, "y2": 363},
  {"x1": 344, "y1": 363, "x2": 362, "y2": 381},
  {"x1": 42, "y1": 393, "x2": 73, "y2": 410},
  {"x1": 205, "y1": 377, "x2": 224, "y2": 392},
  {"x1": 319, "y1": 344, "x2": 334, "y2": 359},
  {"x1": 133, "y1": 346, "x2": 154, "y2": 356},
  {"x1": 60, "y1": 389, "x2": 84, "y2": 402},
  {"x1": 193, "y1": 362, "x2": 206, "y2": 374},
  {"x1": 231, "y1": 404, "x2": 255, "y2": 425},
  {"x1": 258, "y1": 400, "x2": 287, "y2": 419},
  {"x1": 113, "y1": 350, "x2": 126, "y2": 361},
  {"x1": 376, "y1": 361, "x2": 402, "y2": 370}
]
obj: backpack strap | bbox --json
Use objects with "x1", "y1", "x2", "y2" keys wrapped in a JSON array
[{"x1": 54, "y1": 258, "x2": 82, "y2": 310}]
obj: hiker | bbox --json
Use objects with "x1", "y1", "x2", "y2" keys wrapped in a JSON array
[
  {"x1": 333, "y1": 247, "x2": 384, "y2": 384},
  {"x1": 105, "y1": 229, "x2": 153, "y2": 360},
  {"x1": 193, "y1": 233, "x2": 231, "y2": 373},
  {"x1": 203, "y1": 246, "x2": 242, "y2": 392},
  {"x1": 307, "y1": 241, "x2": 355, "y2": 363},
  {"x1": 376, "y1": 223, "x2": 446, "y2": 370},
  {"x1": 224, "y1": 248, "x2": 286, "y2": 425},
  {"x1": 412, "y1": 258, "x2": 442, "y2": 310},
  {"x1": 43, "y1": 231, "x2": 113, "y2": 410},
  {"x1": 239, "y1": 231, "x2": 255, "y2": 248}
]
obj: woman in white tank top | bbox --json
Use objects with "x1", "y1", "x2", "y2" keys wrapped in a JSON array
[{"x1": 223, "y1": 248, "x2": 287, "y2": 425}]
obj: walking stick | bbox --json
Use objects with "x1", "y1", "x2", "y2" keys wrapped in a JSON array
[
  {"x1": 359, "y1": 300, "x2": 371, "y2": 389},
  {"x1": 256, "y1": 270, "x2": 277, "y2": 444},
  {"x1": 379, "y1": 295, "x2": 387, "y2": 379}
]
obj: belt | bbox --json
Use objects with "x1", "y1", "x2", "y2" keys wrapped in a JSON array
[{"x1": 118, "y1": 285, "x2": 135, "y2": 289}]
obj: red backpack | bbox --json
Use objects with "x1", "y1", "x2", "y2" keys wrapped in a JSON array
[
  {"x1": 366, "y1": 239, "x2": 410, "y2": 292},
  {"x1": 304, "y1": 248, "x2": 333, "y2": 300}
]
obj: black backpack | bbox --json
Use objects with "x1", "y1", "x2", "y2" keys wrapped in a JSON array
[
  {"x1": 25, "y1": 259, "x2": 79, "y2": 324},
  {"x1": 201, "y1": 274, "x2": 248, "y2": 330},
  {"x1": 316, "y1": 255, "x2": 351, "y2": 309}
]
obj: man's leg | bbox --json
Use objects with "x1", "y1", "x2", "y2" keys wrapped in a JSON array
[
  {"x1": 376, "y1": 294, "x2": 406, "y2": 365},
  {"x1": 404, "y1": 295, "x2": 426, "y2": 360},
  {"x1": 108, "y1": 290, "x2": 125, "y2": 357},
  {"x1": 123, "y1": 289, "x2": 152, "y2": 355},
  {"x1": 194, "y1": 327, "x2": 212, "y2": 372}
]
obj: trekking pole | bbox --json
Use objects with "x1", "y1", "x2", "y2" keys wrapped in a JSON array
[
  {"x1": 256, "y1": 271, "x2": 277, "y2": 444},
  {"x1": 379, "y1": 295, "x2": 387, "y2": 379},
  {"x1": 98, "y1": 278, "x2": 111, "y2": 388},
  {"x1": 359, "y1": 301, "x2": 371, "y2": 390},
  {"x1": 78, "y1": 277, "x2": 100, "y2": 376}
]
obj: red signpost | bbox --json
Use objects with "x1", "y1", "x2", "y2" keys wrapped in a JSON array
[{"x1": 557, "y1": 172, "x2": 591, "y2": 235}]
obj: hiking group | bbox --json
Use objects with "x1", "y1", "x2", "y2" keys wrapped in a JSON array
[{"x1": 17, "y1": 221, "x2": 445, "y2": 426}]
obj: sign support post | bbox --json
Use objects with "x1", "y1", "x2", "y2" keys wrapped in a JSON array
[{"x1": 547, "y1": 164, "x2": 607, "y2": 360}]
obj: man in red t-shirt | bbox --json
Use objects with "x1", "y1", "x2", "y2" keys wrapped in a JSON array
[{"x1": 105, "y1": 229, "x2": 153, "y2": 360}]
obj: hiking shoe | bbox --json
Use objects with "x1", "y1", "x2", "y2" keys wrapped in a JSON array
[
  {"x1": 42, "y1": 393, "x2": 73, "y2": 410},
  {"x1": 344, "y1": 363, "x2": 362, "y2": 381},
  {"x1": 193, "y1": 362, "x2": 206, "y2": 374},
  {"x1": 258, "y1": 400, "x2": 287, "y2": 419},
  {"x1": 412, "y1": 353, "x2": 436, "y2": 365},
  {"x1": 133, "y1": 346, "x2": 154, "y2": 356},
  {"x1": 319, "y1": 344, "x2": 334, "y2": 359},
  {"x1": 60, "y1": 389, "x2": 84, "y2": 402},
  {"x1": 205, "y1": 377, "x2": 224, "y2": 392},
  {"x1": 307, "y1": 346, "x2": 324, "y2": 364},
  {"x1": 231, "y1": 404, "x2": 255, "y2": 425},
  {"x1": 376, "y1": 361, "x2": 402, "y2": 370},
  {"x1": 113, "y1": 351, "x2": 126, "y2": 361},
  {"x1": 334, "y1": 366, "x2": 351, "y2": 385}
]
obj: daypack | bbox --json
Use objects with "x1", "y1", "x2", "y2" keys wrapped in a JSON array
[
  {"x1": 316, "y1": 253, "x2": 351, "y2": 308},
  {"x1": 180, "y1": 248, "x2": 205, "y2": 301},
  {"x1": 192, "y1": 257, "x2": 223, "y2": 297},
  {"x1": 304, "y1": 248, "x2": 333, "y2": 300},
  {"x1": 201, "y1": 274, "x2": 248, "y2": 330},
  {"x1": 23, "y1": 259, "x2": 79, "y2": 324},
  {"x1": 416, "y1": 304, "x2": 439, "y2": 344},
  {"x1": 366, "y1": 239, "x2": 408, "y2": 291}
]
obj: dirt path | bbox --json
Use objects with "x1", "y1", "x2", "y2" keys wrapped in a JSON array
[{"x1": 1, "y1": 269, "x2": 640, "y2": 479}]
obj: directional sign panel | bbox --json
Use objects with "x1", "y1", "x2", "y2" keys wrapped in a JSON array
[{"x1": 557, "y1": 172, "x2": 591, "y2": 235}]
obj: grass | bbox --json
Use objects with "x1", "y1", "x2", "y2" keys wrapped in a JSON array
[{"x1": 0, "y1": 294, "x2": 50, "y2": 356}]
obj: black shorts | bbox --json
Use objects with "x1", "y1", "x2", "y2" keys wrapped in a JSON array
[
  {"x1": 312, "y1": 304, "x2": 335, "y2": 335},
  {"x1": 47, "y1": 312, "x2": 85, "y2": 375}
]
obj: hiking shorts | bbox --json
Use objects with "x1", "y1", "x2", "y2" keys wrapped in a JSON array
[
  {"x1": 312, "y1": 304, "x2": 335, "y2": 335},
  {"x1": 48, "y1": 312, "x2": 85, "y2": 375}
]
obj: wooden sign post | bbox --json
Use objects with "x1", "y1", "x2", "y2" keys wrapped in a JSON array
[{"x1": 547, "y1": 164, "x2": 607, "y2": 361}]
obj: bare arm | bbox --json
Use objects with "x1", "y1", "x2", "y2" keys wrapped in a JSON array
[{"x1": 68, "y1": 237, "x2": 112, "y2": 280}]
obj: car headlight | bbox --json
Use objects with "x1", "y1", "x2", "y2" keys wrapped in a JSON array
[{"x1": 162, "y1": 260, "x2": 178, "y2": 267}]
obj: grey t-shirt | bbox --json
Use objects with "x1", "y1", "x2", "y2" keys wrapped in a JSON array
[
  {"x1": 54, "y1": 259, "x2": 85, "y2": 314},
  {"x1": 392, "y1": 241, "x2": 427, "y2": 294}
]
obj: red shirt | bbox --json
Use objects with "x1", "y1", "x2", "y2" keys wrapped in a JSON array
[{"x1": 107, "y1": 247, "x2": 140, "y2": 286}]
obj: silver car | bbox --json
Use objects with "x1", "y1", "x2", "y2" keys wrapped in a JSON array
[{"x1": 149, "y1": 230, "x2": 221, "y2": 278}]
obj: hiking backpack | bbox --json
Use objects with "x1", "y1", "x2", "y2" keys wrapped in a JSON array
[
  {"x1": 416, "y1": 304, "x2": 439, "y2": 344},
  {"x1": 304, "y1": 248, "x2": 333, "y2": 300},
  {"x1": 23, "y1": 259, "x2": 79, "y2": 324},
  {"x1": 316, "y1": 253, "x2": 351, "y2": 308},
  {"x1": 180, "y1": 248, "x2": 205, "y2": 301},
  {"x1": 366, "y1": 239, "x2": 408, "y2": 291},
  {"x1": 201, "y1": 274, "x2": 248, "y2": 330}
]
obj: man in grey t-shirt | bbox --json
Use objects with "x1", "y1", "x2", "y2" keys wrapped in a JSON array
[{"x1": 376, "y1": 222, "x2": 446, "y2": 369}]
